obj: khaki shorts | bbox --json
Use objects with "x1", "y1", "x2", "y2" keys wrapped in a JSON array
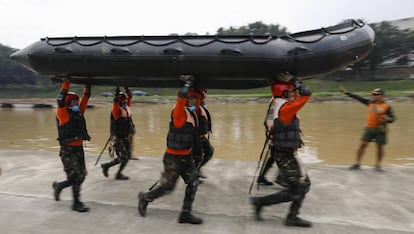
[{"x1": 361, "y1": 127, "x2": 387, "y2": 145}]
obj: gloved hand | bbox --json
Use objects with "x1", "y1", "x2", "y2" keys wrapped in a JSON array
[
  {"x1": 178, "y1": 75, "x2": 195, "y2": 98},
  {"x1": 289, "y1": 76, "x2": 302, "y2": 88},
  {"x1": 124, "y1": 86, "x2": 131, "y2": 97},
  {"x1": 276, "y1": 71, "x2": 293, "y2": 82},
  {"x1": 84, "y1": 84, "x2": 92, "y2": 98},
  {"x1": 290, "y1": 77, "x2": 312, "y2": 96},
  {"x1": 179, "y1": 75, "x2": 195, "y2": 88},
  {"x1": 113, "y1": 86, "x2": 120, "y2": 103}
]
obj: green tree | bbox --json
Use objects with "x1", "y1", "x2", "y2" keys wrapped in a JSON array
[
  {"x1": 217, "y1": 21, "x2": 288, "y2": 36},
  {"x1": 362, "y1": 21, "x2": 409, "y2": 70},
  {"x1": 0, "y1": 43, "x2": 38, "y2": 85}
]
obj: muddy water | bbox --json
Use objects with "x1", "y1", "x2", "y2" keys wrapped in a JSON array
[{"x1": 1, "y1": 102, "x2": 413, "y2": 166}]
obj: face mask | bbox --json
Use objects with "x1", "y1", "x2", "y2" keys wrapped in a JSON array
[
  {"x1": 71, "y1": 105, "x2": 80, "y2": 112},
  {"x1": 188, "y1": 105, "x2": 196, "y2": 112}
]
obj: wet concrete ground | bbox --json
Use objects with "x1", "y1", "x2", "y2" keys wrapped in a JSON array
[{"x1": 0, "y1": 149, "x2": 413, "y2": 234}]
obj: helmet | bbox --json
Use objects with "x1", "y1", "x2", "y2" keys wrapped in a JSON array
[
  {"x1": 65, "y1": 92, "x2": 79, "y2": 105},
  {"x1": 188, "y1": 90, "x2": 200, "y2": 99},
  {"x1": 118, "y1": 92, "x2": 128, "y2": 103},
  {"x1": 271, "y1": 81, "x2": 295, "y2": 97}
]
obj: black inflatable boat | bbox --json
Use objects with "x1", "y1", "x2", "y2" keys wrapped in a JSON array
[{"x1": 10, "y1": 19, "x2": 374, "y2": 89}]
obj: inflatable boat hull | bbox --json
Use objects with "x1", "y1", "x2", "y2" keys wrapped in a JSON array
[{"x1": 10, "y1": 20, "x2": 374, "y2": 89}]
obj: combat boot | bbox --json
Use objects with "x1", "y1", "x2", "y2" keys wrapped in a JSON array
[
  {"x1": 257, "y1": 176, "x2": 273, "y2": 186},
  {"x1": 72, "y1": 202, "x2": 90, "y2": 212},
  {"x1": 285, "y1": 215, "x2": 312, "y2": 227},
  {"x1": 101, "y1": 163, "x2": 109, "y2": 177},
  {"x1": 52, "y1": 181, "x2": 62, "y2": 201},
  {"x1": 115, "y1": 173, "x2": 129, "y2": 180},
  {"x1": 178, "y1": 212, "x2": 203, "y2": 224},
  {"x1": 250, "y1": 197, "x2": 263, "y2": 221},
  {"x1": 138, "y1": 192, "x2": 149, "y2": 217}
]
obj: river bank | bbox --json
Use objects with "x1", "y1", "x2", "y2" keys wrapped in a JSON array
[
  {"x1": 0, "y1": 149, "x2": 413, "y2": 234},
  {"x1": 1, "y1": 94, "x2": 413, "y2": 107}
]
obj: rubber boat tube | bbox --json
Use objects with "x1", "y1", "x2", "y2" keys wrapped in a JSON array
[{"x1": 10, "y1": 19, "x2": 375, "y2": 89}]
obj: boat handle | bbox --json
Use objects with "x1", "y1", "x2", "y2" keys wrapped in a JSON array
[
  {"x1": 286, "y1": 47, "x2": 310, "y2": 55},
  {"x1": 110, "y1": 48, "x2": 130, "y2": 54},
  {"x1": 219, "y1": 48, "x2": 242, "y2": 55},
  {"x1": 54, "y1": 47, "x2": 73, "y2": 54},
  {"x1": 162, "y1": 48, "x2": 183, "y2": 55}
]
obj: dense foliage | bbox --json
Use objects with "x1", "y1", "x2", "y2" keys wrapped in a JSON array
[
  {"x1": 357, "y1": 21, "x2": 414, "y2": 70},
  {"x1": 0, "y1": 45, "x2": 39, "y2": 85},
  {"x1": 217, "y1": 21, "x2": 288, "y2": 36}
]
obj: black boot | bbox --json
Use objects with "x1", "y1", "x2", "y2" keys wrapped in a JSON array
[
  {"x1": 257, "y1": 156, "x2": 274, "y2": 185},
  {"x1": 178, "y1": 212, "x2": 203, "y2": 224},
  {"x1": 72, "y1": 202, "x2": 90, "y2": 213},
  {"x1": 257, "y1": 176, "x2": 273, "y2": 185},
  {"x1": 250, "y1": 197, "x2": 263, "y2": 221},
  {"x1": 72, "y1": 186, "x2": 89, "y2": 212},
  {"x1": 115, "y1": 162, "x2": 129, "y2": 180},
  {"x1": 52, "y1": 181, "x2": 62, "y2": 201},
  {"x1": 101, "y1": 163, "x2": 110, "y2": 177},
  {"x1": 101, "y1": 159, "x2": 120, "y2": 178},
  {"x1": 52, "y1": 181, "x2": 71, "y2": 201},
  {"x1": 116, "y1": 173, "x2": 129, "y2": 180},
  {"x1": 285, "y1": 215, "x2": 312, "y2": 227},
  {"x1": 138, "y1": 192, "x2": 149, "y2": 217}
]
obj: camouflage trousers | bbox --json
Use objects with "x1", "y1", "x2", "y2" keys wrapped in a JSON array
[
  {"x1": 108, "y1": 135, "x2": 131, "y2": 163},
  {"x1": 257, "y1": 147, "x2": 311, "y2": 217},
  {"x1": 104, "y1": 135, "x2": 131, "y2": 174},
  {"x1": 142, "y1": 153, "x2": 200, "y2": 212},
  {"x1": 59, "y1": 145, "x2": 87, "y2": 195}
]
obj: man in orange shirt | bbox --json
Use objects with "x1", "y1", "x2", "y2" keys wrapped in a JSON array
[
  {"x1": 53, "y1": 79, "x2": 91, "y2": 212},
  {"x1": 138, "y1": 75, "x2": 202, "y2": 224},
  {"x1": 340, "y1": 86, "x2": 395, "y2": 171},
  {"x1": 251, "y1": 77, "x2": 312, "y2": 227}
]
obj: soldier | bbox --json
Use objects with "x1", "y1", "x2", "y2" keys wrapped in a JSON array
[
  {"x1": 53, "y1": 79, "x2": 91, "y2": 212},
  {"x1": 251, "y1": 77, "x2": 313, "y2": 227},
  {"x1": 138, "y1": 76, "x2": 202, "y2": 224},
  {"x1": 101, "y1": 87, "x2": 135, "y2": 180}
]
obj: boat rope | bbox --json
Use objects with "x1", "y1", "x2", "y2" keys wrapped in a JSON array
[{"x1": 44, "y1": 20, "x2": 366, "y2": 47}]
